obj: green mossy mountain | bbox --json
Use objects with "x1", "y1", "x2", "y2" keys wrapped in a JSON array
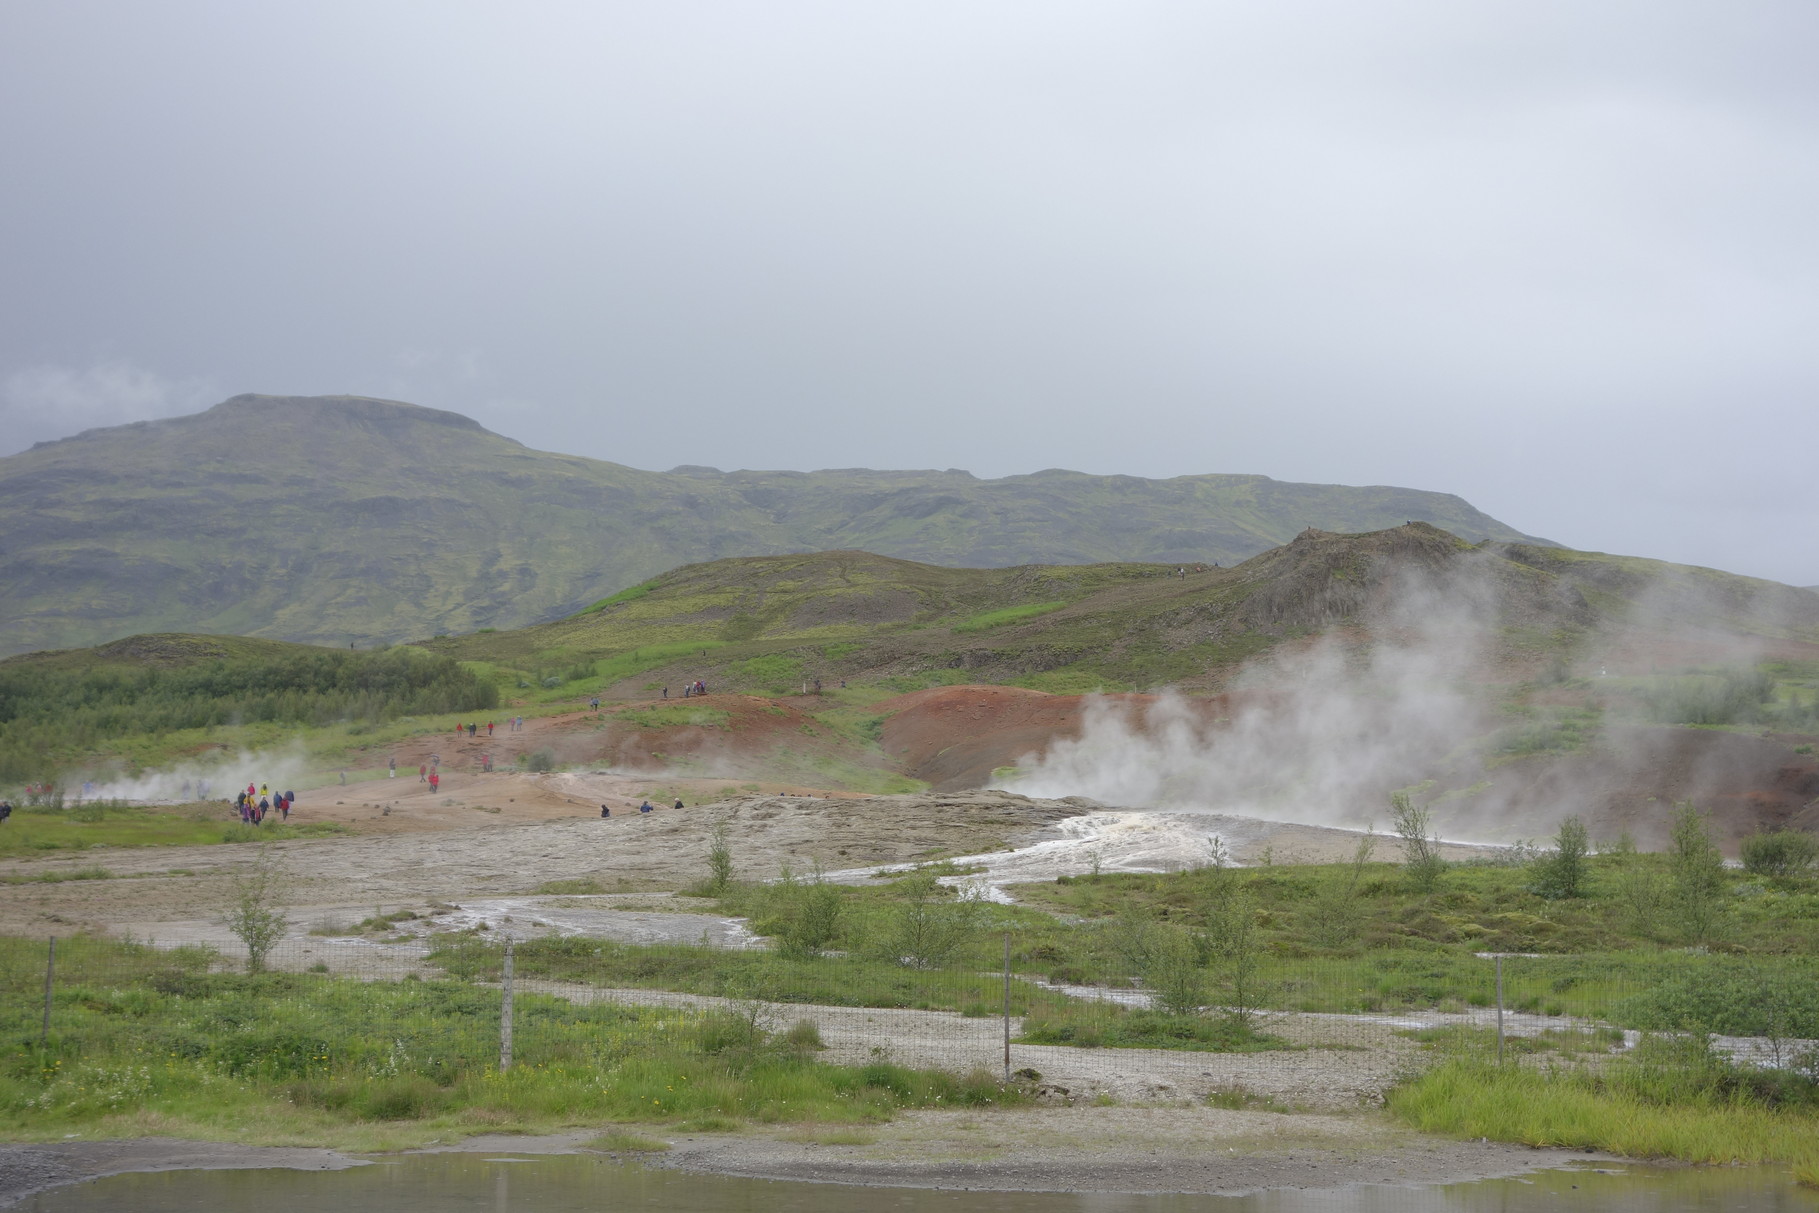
[
  {"x1": 0, "y1": 393, "x2": 1551, "y2": 656},
  {"x1": 423, "y1": 524, "x2": 1819, "y2": 697}
]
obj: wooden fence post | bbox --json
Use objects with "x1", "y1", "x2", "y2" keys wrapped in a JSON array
[
  {"x1": 500, "y1": 939, "x2": 515, "y2": 1072},
  {"x1": 41, "y1": 937, "x2": 55, "y2": 1045}
]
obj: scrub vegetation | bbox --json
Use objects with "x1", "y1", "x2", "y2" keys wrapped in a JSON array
[
  {"x1": 0, "y1": 639, "x2": 496, "y2": 784},
  {"x1": 1389, "y1": 1039, "x2": 1819, "y2": 1173},
  {"x1": 0, "y1": 936, "x2": 1028, "y2": 1147}
]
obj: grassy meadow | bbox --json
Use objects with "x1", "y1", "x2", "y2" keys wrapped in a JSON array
[
  {"x1": 0, "y1": 937, "x2": 1025, "y2": 1148},
  {"x1": 0, "y1": 802, "x2": 348, "y2": 857}
]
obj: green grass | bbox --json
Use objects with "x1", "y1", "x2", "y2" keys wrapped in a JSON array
[
  {"x1": 732, "y1": 654, "x2": 804, "y2": 694},
  {"x1": 0, "y1": 936, "x2": 1029, "y2": 1146},
  {"x1": 0, "y1": 807, "x2": 349, "y2": 856},
  {"x1": 952, "y1": 602, "x2": 1066, "y2": 633},
  {"x1": 0, "y1": 865, "x2": 113, "y2": 885},
  {"x1": 612, "y1": 706, "x2": 731, "y2": 729},
  {"x1": 407, "y1": 862, "x2": 1819, "y2": 1039},
  {"x1": 592, "y1": 642, "x2": 728, "y2": 693},
  {"x1": 1018, "y1": 1004, "x2": 1291, "y2": 1052},
  {"x1": 580, "y1": 582, "x2": 657, "y2": 614},
  {"x1": 1022, "y1": 855, "x2": 1819, "y2": 962},
  {"x1": 535, "y1": 878, "x2": 610, "y2": 895},
  {"x1": 587, "y1": 1131, "x2": 670, "y2": 1152},
  {"x1": 1389, "y1": 1054, "x2": 1819, "y2": 1171},
  {"x1": 430, "y1": 935, "x2": 1076, "y2": 1017}
]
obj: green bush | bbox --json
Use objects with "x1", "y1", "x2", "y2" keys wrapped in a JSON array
[
  {"x1": 1612, "y1": 960, "x2": 1819, "y2": 1040},
  {"x1": 1391, "y1": 792, "x2": 1446, "y2": 894},
  {"x1": 1667, "y1": 803, "x2": 1728, "y2": 942},
  {"x1": 764, "y1": 871, "x2": 845, "y2": 959},
  {"x1": 1635, "y1": 670, "x2": 1776, "y2": 726},
  {"x1": 1741, "y1": 830, "x2": 1819, "y2": 879},
  {"x1": 1529, "y1": 817, "x2": 1591, "y2": 899}
]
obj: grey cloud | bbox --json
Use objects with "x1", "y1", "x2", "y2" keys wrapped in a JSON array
[
  {"x1": 1, "y1": 1, "x2": 1814, "y2": 582},
  {"x1": 1, "y1": 363, "x2": 219, "y2": 447}
]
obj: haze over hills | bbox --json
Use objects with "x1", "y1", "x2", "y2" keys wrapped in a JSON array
[{"x1": 0, "y1": 394, "x2": 1553, "y2": 657}]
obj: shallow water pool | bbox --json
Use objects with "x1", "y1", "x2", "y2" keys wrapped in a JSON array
[{"x1": 15, "y1": 1153, "x2": 1814, "y2": 1212}]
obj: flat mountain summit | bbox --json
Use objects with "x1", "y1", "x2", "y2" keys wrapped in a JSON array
[{"x1": 0, "y1": 393, "x2": 1551, "y2": 655}]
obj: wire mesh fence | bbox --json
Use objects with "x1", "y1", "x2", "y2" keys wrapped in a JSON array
[{"x1": 6, "y1": 932, "x2": 1816, "y2": 1119}]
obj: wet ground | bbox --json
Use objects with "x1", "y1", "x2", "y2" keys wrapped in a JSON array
[{"x1": 8, "y1": 1145, "x2": 1814, "y2": 1210}]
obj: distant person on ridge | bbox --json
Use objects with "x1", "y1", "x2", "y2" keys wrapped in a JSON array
[
  {"x1": 600, "y1": 804, "x2": 610, "y2": 818},
  {"x1": 639, "y1": 800, "x2": 653, "y2": 814},
  {"x1": 419, "y1": 763, "x2": 427, "y2": 782}
]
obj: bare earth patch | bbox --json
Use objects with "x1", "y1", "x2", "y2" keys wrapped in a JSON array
[{"x1": 0, "y1": 789, "x2": 1086, "y2": 938}]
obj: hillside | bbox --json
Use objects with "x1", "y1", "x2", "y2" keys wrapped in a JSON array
[
  {"x1": 10, "y1": 525, "x2": 1818, "y2": 846},
  {"x1": 0, "y1": 393, "x2": 1549, "y2": 656},
  {"x1": 424, "y1": 524, "x2": 1819, "y2": 845},
  {"x1": 427, "y1": 524, "x2": 1819, "y2": 697}
]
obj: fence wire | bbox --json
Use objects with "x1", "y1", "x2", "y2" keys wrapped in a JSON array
[{"x1": 6, "y1": 933, "x2": 1816, "y2": 1118}]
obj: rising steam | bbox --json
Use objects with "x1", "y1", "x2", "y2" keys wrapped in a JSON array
[
  {"x1": 85, "y1": 743, "x2": 315, "y2": 804},
  {"x1": 999, "y1": 553, "x2": 1801, "y2": 845}
]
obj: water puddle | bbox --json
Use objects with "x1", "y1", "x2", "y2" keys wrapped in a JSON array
[
  {"x1": 429, "y1": 895, "x2": 762, "y2": 949},
  {"x1": 16, "y1": 1152, "x2": 1813, "y2": 1211}
]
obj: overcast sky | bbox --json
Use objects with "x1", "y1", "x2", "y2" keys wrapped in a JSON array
[{"x1": 3, "y1": 2, "x2": 1815, "y2": 584}]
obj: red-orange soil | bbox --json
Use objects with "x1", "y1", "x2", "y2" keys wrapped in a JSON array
[{"x1": 371, "y1": 695, "x2": 882, "y2": 784}]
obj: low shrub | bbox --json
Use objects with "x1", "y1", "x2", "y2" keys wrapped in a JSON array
[{"x1": 1741, "y1": 830, "x2": 1819, "y2": 879}]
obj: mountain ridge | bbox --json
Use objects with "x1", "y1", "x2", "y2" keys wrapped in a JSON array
[{"x1": 0, "y1": 393, "x2": 1555, "y2": 656}]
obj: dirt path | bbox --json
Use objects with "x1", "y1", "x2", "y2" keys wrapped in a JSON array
[{"x1": 507, "y1": 980, "x2": 1422, "y2": 1109}]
